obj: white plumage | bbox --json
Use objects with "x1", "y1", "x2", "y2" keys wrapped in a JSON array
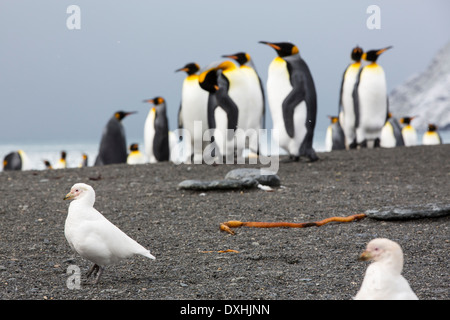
[
  {"x1": 267, "y1": 57, "x2": 307, "y2": 157},
  {"x1": 63, "y1": 183, "x2": 155, "y2": 283},
  {"x1": 354, "y1": 238, "x2": 418, "y2": 300},
  {"x1": 176, "y1": 63, "x2": 209, "y2": 163}
]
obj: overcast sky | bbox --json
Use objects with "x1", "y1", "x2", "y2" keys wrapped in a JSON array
[{"x1": 1, "y1": 0, "x2": 449, "y2": 144}]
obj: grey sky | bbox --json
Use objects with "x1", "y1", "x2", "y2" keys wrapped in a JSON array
[{"x1": 1, "y1": 0, "x2": 449, "y2": 144}]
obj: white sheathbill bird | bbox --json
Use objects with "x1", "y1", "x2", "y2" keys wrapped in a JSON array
[
  {"x1": 63, "y1": 183, "x2": 155, "y2": 284},
  {"x1": 354, "y1": 238, "x2": 418, "y2": 300}
]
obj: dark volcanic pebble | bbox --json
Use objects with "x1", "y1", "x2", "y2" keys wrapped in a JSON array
[{"x1": 0, "y1": 144, "x2": 448, "y2": 300}]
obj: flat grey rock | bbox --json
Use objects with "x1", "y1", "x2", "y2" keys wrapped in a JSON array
[
  {"x1": 178, "y1": 178, "x2": 258, "y2": 191},
  {"x1": 224, "y1": 168, "x2": 281, "y2": 187},
  {"x1": 365, "y1": 203, "x2": 450, "y2": 220}
]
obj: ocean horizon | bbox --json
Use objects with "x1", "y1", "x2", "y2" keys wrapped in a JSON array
[{"x1": 1, "y1": 129, "x2": 449, "y2": 172}]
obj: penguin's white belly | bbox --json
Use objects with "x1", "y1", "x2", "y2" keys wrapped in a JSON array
[
  {"x1": 242, "y1": 68, "x2": 263, "y2": 130},
  {"x1": 213, "y1": 106, "x2": 231, "y2": 157},
  {"x1": 341, "y1": 68, "x2": 359, "y2": 145},
  {"x1": 422, "y1": 132, "x2": 440, "y2": 145},
  {"x1": 144, "y1": 113, "x2": 156, "y2": 163},
  {"x1": 240, "y1": 68, "x2": 264, "y2": 153},
  {"x1": 380, "y1": 122, "x2": 396, "y2": 148},
  {"x1": 356, "y1": 72, "x2": 387, "y2": 142},
  {"x1": 402, "y1": 127, "x2": 417, "y2": 146},
  {"x1": 181, "y1": 82, "x2": 209, "y2": 161},
  {"x1": 267, "y1": 60, "x2": 306, "y2": 156},
  {"x1": 181, "y1": 82, "x2": 209, "y2": 143},
  {"x1": 325, "y1": 125, "x2": 333, "y2": 152}
]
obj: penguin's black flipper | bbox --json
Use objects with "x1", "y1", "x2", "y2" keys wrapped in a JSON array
[
  {"x1": 207, "y1": 95, "x2": 217, "y2": 130},
  {"x1": 177, "y1": 102, "x2": 183, "y2": 129},
  {"x1": 258, "y1": 75, "x2": 266, "y2": 130},
  {"x1": 352, "y1": 68, "x2": 362, "y2": 130},
  {"x1": 153, "y1": 129, "x2": 169, "y2": 161},
  {"x1": 281, "y1": 71, "x2": 306, "y2": 138},
  {"x1": 216, "y1": 73, "x2": 239, "y2": 132},
  {"x1": 332, "y1": 121, "x2": 346, "y2": 150},
  {"x1": 338, "y1": 67, "x2": 347, "y2": 115}
]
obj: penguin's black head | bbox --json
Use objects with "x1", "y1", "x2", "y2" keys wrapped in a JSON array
[
  {"x1": 362, "y1": 46, "x2": 392, "y2": 62},
  {"x1": 222, "y1": 52, "x2": 250, "y2": 66},
  {"x1": 259, "y1": 41, "x2": 299, "y2": 57},
  {"x1": 351, "y1": 46, "x2": 363, "y2": 61},
  {"x1": 143, "y1": 97, "x2": 165, "y2": 106},
  {"x1": 61, "y1": 151, "x2": 66, "y2": 160},
  {"x1": 328, "y1": 116, "x2": 339, "y2": 124},
  {"x1": 198, "y1": 69, "x2": 219, "y2": 93},
  {"x1": 427, "y1": 124, "x2": 437, "y2": 132},
  {"x1": 130, "y1": 143, "x2": 139, "y2": 151},
  {"x1": 175, "y1": 63, "x2": 200, "y2": 75},
  {"x1": 400, "y1": 116, "x2": 414, "y2": 125},
  {"x1": 43, "y1": 160, "x2": 52, "y2": 169},
  {"x1": 114, "y1": 111, "x2": 136, "y2": 121}
]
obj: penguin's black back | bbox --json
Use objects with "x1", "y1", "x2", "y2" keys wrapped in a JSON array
[
  {"x1": 3, "y1": 151, "x2": 22, "y2": 170},
  {"x1": 284, "y1": 55, "x2": 318, "y2": 160},
  {"x1": 153, "y1": 107, "x2": 170, "y2": 162},
  {"x1": 95, "y1": 115, "x2": 128, "y2": 165}
]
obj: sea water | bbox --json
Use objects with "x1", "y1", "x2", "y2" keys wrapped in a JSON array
[{"x1": 1, "y1": 130, "x2": 448, "y2": 172}]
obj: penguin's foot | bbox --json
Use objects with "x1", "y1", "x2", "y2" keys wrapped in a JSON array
[
  {"x1": 280, "y1": 156, "x2": 299, "y2": 163},
  {"x1": 306, "y1": 149, "x2": 319, "y2": 162},
  {"x1": 374, "y1": 138, "x2": 380, "y2": 148},
  {"x1": 349, "y1": 140, "x2": 358, "y2": 149},
  {"x1": 358, "y1": 140, "x2": 368, "y2": 148}
]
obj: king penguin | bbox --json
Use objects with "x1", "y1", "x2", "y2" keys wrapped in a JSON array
[
  {"x1": 198, "y1": 60, "x2": 247, "y2": 160},
  {"x1": 422, "y1": 124, "x2": 442, "y2": 145},
  {"x1": 325, "y1": 116, "x2": 346, "y2": 152},
  {"x1": 3, "y1": 150, "x2": 31, "y2": 171},
  {"x1": 43, "y1": 160, "x2": 53, "y2": 170},
  {"x1": 143, "y1": 97, "x2": 170, "y2": 163},
  {"x1": 222, "y1": 52, "x2": 265, "y2": 157},
  {"x1": 175, "y1": 63, "x2": 209, "y2": 163},
  {"x1": 127, "y1": 143, "x2": 148, "y2": 164},
  {"x1": 78, "y1": 153, "x2": 88, "y2": 168},
  {"x1": 380, "y1": 113, "x2": 404, "y2": 148},
  {"x1": 353, "y1": 46, "x2": 392, "y2": 148},
  {"x1": 54, "y1": 151, "x2": 67, "y2": 169},
  {"x1": 259, "y1": 41, "x2": 318, "y2": 161},
  {"x1": 338, "y1": 46, "x2": 363, "y2": 149},
  {"x1": 94, "y1": 111, "x2": 136, "y2": 166},
  {"x1": 399, "y1": 116, "x2": 418, "y2": 146}
]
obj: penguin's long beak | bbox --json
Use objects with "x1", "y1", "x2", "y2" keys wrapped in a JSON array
[
  {"x1": 259, "y1": 41, "x2": 280, "y2": 51},
  {"x1": 222, "y1": 54, "x2": 237, "y2": 60},
  {"x1": 143, "y1": 99, "x2": 154, "y2": 104},
  {"x1": 175, "y1": 67, "x2": 188, "y2": 73},
  {"x1": 124, "y1": 111, "x2": 137, "y2": 117},
  {"x1": 376, "y1": 46, "x2": 393, "y2": 55}
]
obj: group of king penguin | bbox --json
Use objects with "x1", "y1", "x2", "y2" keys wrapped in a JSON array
[
  {"x1": 176, "y1": 41, "x2": 318, "y2": 163},
  {"x1": 2, "y1": 41, "x2": 444, "y2": 171},
  {"x1": 96, "y1": 40, "x2": 320, "y2": 167},
  {"x1": 326, "y1": 45, "x2": 443, "y2": 152}
]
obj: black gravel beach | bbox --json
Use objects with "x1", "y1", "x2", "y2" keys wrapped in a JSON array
[{"x1": 0, "y1": 144, "x2": 448, "y2": 302}]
